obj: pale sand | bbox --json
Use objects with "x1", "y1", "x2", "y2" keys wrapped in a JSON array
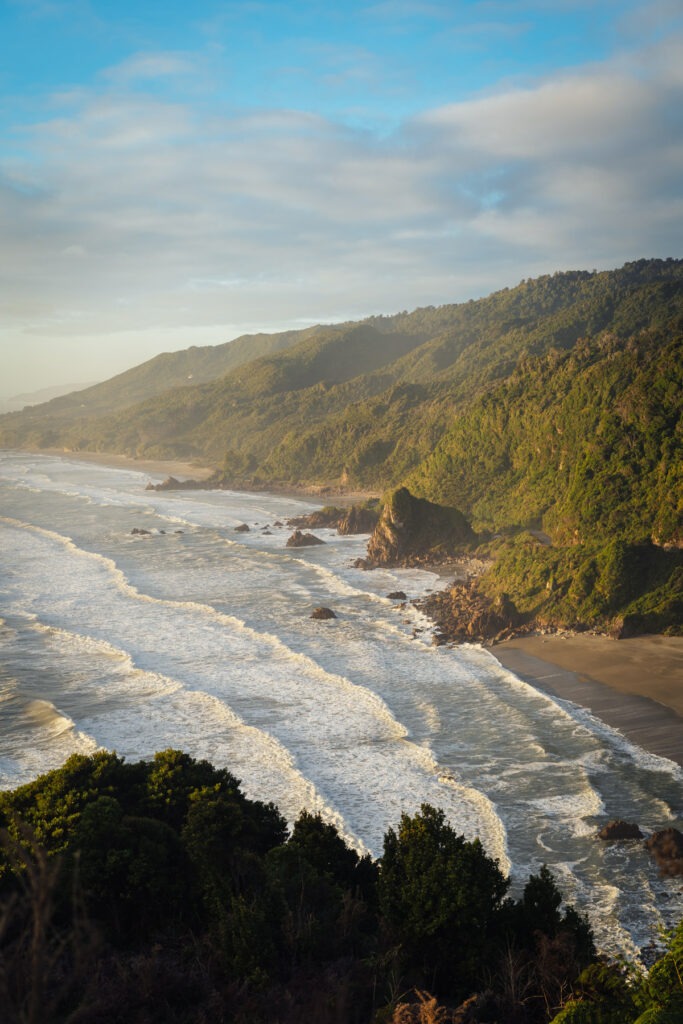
[
  {"x1": 38, "y1": 449, "x2": 217, "y2": 481},
  {"x1": 494, "y1": 635, "x2": 683, "y2": 766}
]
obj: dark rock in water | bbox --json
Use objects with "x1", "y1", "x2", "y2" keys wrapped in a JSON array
[
  {"x1": 286, "y1": 530, "x2": 325, "y2": 547},
  {"x1": 288, "y1": 503, "x2": 379, "y2": 535},
  {"x1": 146, "y1": 476, "x2": 181, "y2": 491},
  {"x1": 310, "y1": 606, "x2": 336, "y2": 620},
  {"x1": 131, "y1": 527, "x2": 152, "y2": 535},
  {"x1": 273, "y1": 520, "x2": 283, "y2": 528},
  {"x1": 365, "y1": 487, "x2": 475, "y2": 567},
  {"x1": 387, "y1": 590, "x2": 407, "y2": 601},
  {"x1": 174, "y1": 529, "x2": 184, "y2": 534},
  {"x1": 598, "y1": 820, "x2": 643, "y2": 840},
  {"x1": 646, "y1": 828, "x2": 683, "y2": 876},
  {"x1": 234, "y1": 523, "x2": 250, "y2": 533},
  {"x1": 145, "y1": 474, "x2": 219, "y2": 492},
  {"x1": 262, "y1": 530, "x2": 272, "y2": 535},
  {"x1": 415, "y1": 582, "x2": 520, "y2": 646},
  {"x1": 288, "y1": 507, "x2": 341, "y2": 529}
]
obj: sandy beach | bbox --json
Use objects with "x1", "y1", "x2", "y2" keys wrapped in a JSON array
[
  {"x1": 494, "y1": 634, "x2": 683, "y2": 766},
  {"x1": 38, "y1": 448, "x2": 218, "y2": 482}
]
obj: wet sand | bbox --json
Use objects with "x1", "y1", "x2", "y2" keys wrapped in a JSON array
[{"x1": 494, "y1": 634, "x2": 683, "y2": 767}]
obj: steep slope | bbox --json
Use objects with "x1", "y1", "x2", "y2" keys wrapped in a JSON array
[
  {"x1": 404, "y1": 323, "x2": 683, "y2": 546},
  {"x1": 253, "y1": 260, "x2": 683, "y2": 489}
]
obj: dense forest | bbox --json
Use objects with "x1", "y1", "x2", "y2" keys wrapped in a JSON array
[
  {"x1": 2, "y1": 749, "x2": 682, "y2": 1024},
  {"x1": 1, "y1": 258, "x2": 681, "y2": 635}
]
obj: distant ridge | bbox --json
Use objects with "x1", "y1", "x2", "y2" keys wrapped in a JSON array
[{"x1": 0, "y1": 382, "x2": 96, "y2": 414}]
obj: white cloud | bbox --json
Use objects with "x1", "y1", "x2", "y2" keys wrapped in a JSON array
[{"x1": 1, "y1": 29, "x2": 682, "y2": 393}]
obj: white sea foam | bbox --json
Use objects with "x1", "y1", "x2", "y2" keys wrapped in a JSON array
[{"x1": 2, "y1": 452, "x2": 683, "y2": 957}]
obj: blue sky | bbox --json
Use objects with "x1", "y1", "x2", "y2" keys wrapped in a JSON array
[{"x1": 2, "y1": 0, "x2": 682, "y2": 395}]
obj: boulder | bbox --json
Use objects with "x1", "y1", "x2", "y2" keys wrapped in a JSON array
[
  {"x1": 387, "y1": 590, "x2": 407, "y2": 601},
  {"x1": 234, "y1": 523, "x2": 250, "y2": 533},
  {"x1": 646, "y1": 828, "x2": 683, "y2": 876},
  {"x1": 310, "y1": 607, "x2": 336, "y2": 620},
  {"x1": 131, "y1": 527, "x2": 152, "y2": 535},
  {"x1": 598, "y1": 820, "x2": 643, "y2": 840},
  {"x1": 286, "y1": 530, "x2": 325, "y2": 547}
]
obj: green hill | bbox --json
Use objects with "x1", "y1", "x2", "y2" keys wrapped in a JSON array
[
  {"x1": 0, "y1": 323, "x2": 349, "y2": 449},
  {"x1": 2, "y1": 257, "x2": 681, "y2": 634},
  {"x1": 2, "y1": 259, "x2": 681, "y2": 554}
]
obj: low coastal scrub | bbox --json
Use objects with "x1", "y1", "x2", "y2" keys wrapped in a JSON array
[
  {"x1": 1, "y1": 750, "x2": 682, "y2": 1023},
  {"x1": 477, "y1": 535, "x2": 683, "y2": 638}
]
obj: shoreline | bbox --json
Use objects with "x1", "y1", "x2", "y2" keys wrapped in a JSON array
[
  {"x1": 36, "y1": 448, "x2": 218, "y2": 482},
  {"x1": 493, "y1": 634, "x2": 683, "y2": 767},
  {"x1": 34, "y1": 449, "x2": 378, "y2": 506},
  {"x1": 18, "y1": 449, "x2": 683, "y2": 769}
]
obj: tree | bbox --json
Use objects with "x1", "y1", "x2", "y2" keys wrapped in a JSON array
[{"x1": 378, "y1": 804, "x2": 509, "y2": 996}]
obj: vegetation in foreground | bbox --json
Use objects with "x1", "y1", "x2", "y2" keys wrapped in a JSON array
[{"x1": 1, "y1": 750, "x2": 682, "y2": 1023}]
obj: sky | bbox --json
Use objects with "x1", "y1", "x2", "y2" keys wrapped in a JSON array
[{"x1": 1, "y1": 0, "x2": 682, "y2": 397}]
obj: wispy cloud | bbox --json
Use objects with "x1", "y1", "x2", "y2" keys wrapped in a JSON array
[{"x1": 1, "y1": 21, "x2": 682, "y2": 391}]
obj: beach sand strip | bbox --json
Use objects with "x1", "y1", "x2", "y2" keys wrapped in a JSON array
[{"x1": 494, "y1": 635, "x2": 683, "y2": 767}]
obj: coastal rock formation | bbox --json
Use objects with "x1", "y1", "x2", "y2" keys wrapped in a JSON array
[
  {"x1": 646, "y1": 827, "x2": 683, "y2": 876},
  {"x1": 131, "y1": 527, "x2": 152, "y2": 535},
  {"x1": 288, "y1": 502, "x2": 379, "y2": 535},
  {"x1": 415, "y1": 581, "x2": 521, "y2": 645},
  {"x1": 286, "y1": 530, "x2": 325, "y2": 547},
  {"x1": 598, "y1": 820, "x2": 643, "y2": 840},
  {"x1": 364, "y1": 487, "x2": 476, "y2": 568},
  {"x1": 310, "y1": 606, "x2": 337, "y2": 620},
  {"x1": 387, "y1": 591, "x2": 407, "y2": 601},
  {"x1": 234, "y1": 523, "x2": 250, "y2": 533},
  {"x1": 337, "y1": 505, "x2": 379, "y2": 535},
  {"x1": 146, "y1": 475, "x2": 219, "y2": 492}
]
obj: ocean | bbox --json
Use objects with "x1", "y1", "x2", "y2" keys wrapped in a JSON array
[{"x1": 1, "y1": 450, "x2": 681, "y2": 959}]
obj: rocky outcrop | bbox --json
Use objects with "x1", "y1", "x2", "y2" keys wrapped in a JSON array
[
  {"x1": 363, "y1": 487, "x2": 476, "y2": 568},
  {"x1": 286, "y1": 530, "x2": 325, "y2": 547},
  {"x1": 146, "y1": 474, "x2": 221, "y2": 491},
  {"x1": 131, "y1": 527, "x2": 152, "y2": 535},
  {"x1": 415, "y1": 581, "x2": 521, "y2": 645},
  {"x1": 598, "y1": 820, "x2": 643, "y2": 840},
  {"x1": 337, "y1": 505, "x2": 379, "y2": 535},
  {"x1": 310, "y1": 607, "x2": 337, "y2": 620},
  {"x1": 234, "y1": 523, "x2": 250, "y2": 533},
  {"x1": 288, "y1": 503, "x2": 379, "y2": 535},
  {"x1": 387, "y1": 591, "x2": 407, "y2": 601},
  {"x1": 646, "y1": 828, "x2": 683, "y2": 876}
]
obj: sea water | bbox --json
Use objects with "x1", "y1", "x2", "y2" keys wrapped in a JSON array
[{"x1": 1, "y1": 450, "x2": 681, "y2": 959}]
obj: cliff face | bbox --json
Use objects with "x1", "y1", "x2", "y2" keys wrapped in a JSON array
[{"x1": 364, "y1": 487, "x2": 476, "y2": 567}]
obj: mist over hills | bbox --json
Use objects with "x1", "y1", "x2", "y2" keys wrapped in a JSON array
[{"x1": 2, "y1": 258, "x2": 681, "y2": 561}]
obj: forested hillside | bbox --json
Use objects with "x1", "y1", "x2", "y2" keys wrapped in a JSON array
[
  {"x1": 0, "y1": 322, "x2": 359, "y2": 440},
  {"x1": 2, "y1": 261, "x2": 680, "y2": 514},
  {"x1": 1, "y1": 261, "x2": 681, "y2": 612}
]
